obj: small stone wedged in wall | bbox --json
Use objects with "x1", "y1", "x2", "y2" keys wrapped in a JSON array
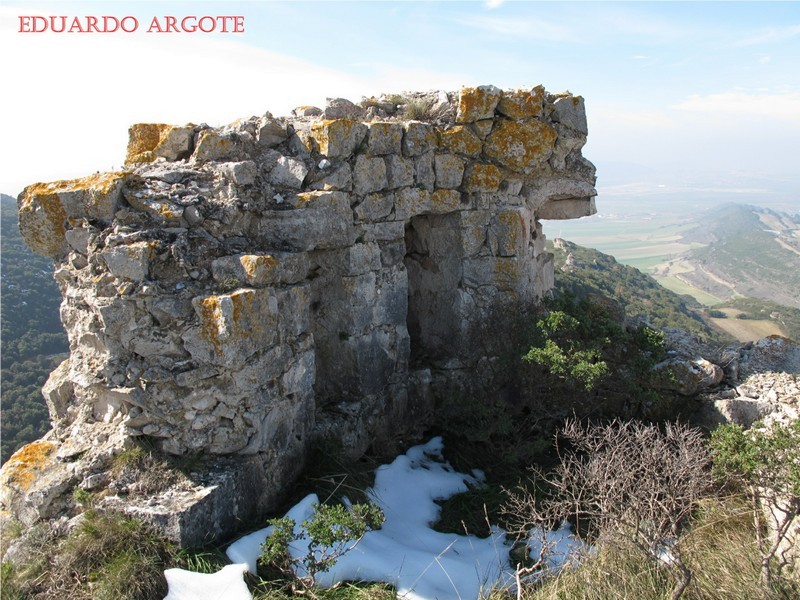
[{"x1": 4, "y1": 83, "x2": 597, "y2": 548}]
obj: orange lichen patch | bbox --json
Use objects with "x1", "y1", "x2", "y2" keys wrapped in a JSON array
[
  {"x1": 239, "y1": 254, "x2": 278, "y2": 281},
  {"x1": 309, "y1": 119, "x2": 367, "y2": 159},
  {"x1": 367, "y1": 122, "x2": 403, "y2": 155},
  {"x1": 494, "y1": 257, "x2": 520, "y2": 290},
  {"x1": 192, "y1": 130, "x2": 236, "y2": 163},
  {"x1": 439, "y1": 126, "x2": 482, "y2": 157},
  {"x1": 464, "y1": 163, "x2": 501, "y2": 193},
  {"x1": 18, "y1": 172, "x2": 126, "y2": 257},
  {"x1": 430, "y1": 189, "x2": 461, "y2": 212},
  {"x1": 0, "y1": 441, "x2": 56, "y2": 491},
  {"x1": 456, "y1": 86, "x2": 502, "y2": 123},
  {"x1": 496, "y1": 86, "x2": 545, "y2": 120},
  {"x1": 195, "y1": 288, "x2": 277, "y2": 362},
  {"x1": 495, "y1": 210, "x2": 524, "y2": 255},
  {"x1": 125, "y1": 123, "x2": 173, "y2": 164},
  {"x1": 484, "y1": 119, "x2": 557, "y2": 173}
]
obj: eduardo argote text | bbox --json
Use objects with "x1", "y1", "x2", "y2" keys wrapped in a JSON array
[{"x1": 18, "y1": 15, "x2": 245, "y2": 33}]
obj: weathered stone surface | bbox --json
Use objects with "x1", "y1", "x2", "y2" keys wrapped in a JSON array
[
  {"x1": 257, "y1": 117, "x2": 288, "y2": 147},
  {"x1": 354, "y1": 155, "x2": 388, "y2": 196},
  {"x1": 126, "y1": 123, "x2": 194, "y2": 164},
  {"x1": 457, "y1": 85, "x2": 502, "y2": 122},
  {"x1": 402, "y1": 121, "x2": 436, "y2": 157},
  {"x1": 18, "y1": 172, "x2": 126, "y2": 257},
  {"x1": 269, "y1": 155, "x2": 309, "y2": 189},
  {"x1": 368, "y1": 122, "x2": 404, "y2": 156},
  {"x1": 484, "y1": 119, "x2": 557, "y2": 173},
  {"x1": 497, "y1": 85, "x2": 545, "y2": 120},
  {"x1": 6, "y1": 82, "x2": 598, "y2": 548},
  {"x1": 218, "y1": 161, "x2": 258, "y2": 186},
  {"x1": 311, "y1": 119, "x2": 368, "y2": 159},
  {"x1": 463, "y1": 163, "x2": 502, "y2": 193},
  {"x1": 553, "y1": 95, "x2": 588, "y2": 134},
  {"x1": 439, "y1": 125, "x2": 482, "y2": 156},
  {"x1": 434, "y1": 154, "x2": 465, "y2": 189},
  {"x1": 385, "y1": 155, "x2": 414, "y2": 189}
]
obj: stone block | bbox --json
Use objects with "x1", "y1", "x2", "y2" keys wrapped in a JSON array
[
  {"x1": 310, "y1": 119, "x2": 368, "y2": 159},
  {"x1": 402, "y1": 121, "x2": 436, "y2": 157},
  {"x1": 553, "y1": 95, "x2": 588, "y2": 134},
  {"x1": 185, "y1": 288, "x2": 279, "y2": 368},
  {"x1": 489, "y1": 209, "x2": 528, "y2": 257},
  {"x1": 496, "y1": 86, "x2": 545, "y2": 120},
  {"x1": 484, "y1": 119, "x2": 557, "y2": 173},
  {"x1": 413, "y1": 152, "x2": 435, "y2": 191},
  {"x1": 367, "y1": 122, "x2": 403, "y2": 155},
  {"x1": 354, "y1": 155, "x2": 388, "y2": 196},
  {"x1": 212, "y1": 252, "x2": 309, "y2": 287},
  {"x1": 309, "y1": 163, "x2": 353, "y2": 192},
  {"x1": 385, "y1": 155, "x2": 415, "y2": 189},
  {"x1": 100, "y1": 241, "x2": 155, "y2": 281},
  {"x1": 192, "y1": 129, "x2": 245, "y2": 163},
  {"x1": 456, "y1": 85, "x2": 502, "y2": 122},
  {"x1": 125, "y1": 123, "x2": 194, "y2": 164},
  {"x1": 270, "y1": 156, "x2": 308, "y2": 189},
  {"x1": 257, "y1": 117, "x2": 288, "y2": 147},
  {"x1": 218, "y1": 161, "x2": 257, "y2": 186},
  {"x1": 463, "y1": 163, "x2": 501, "y2": 193},
  {"x1": 18, "y1": 172, "x2": 126, "y2": 257},
  {"x1": 434, "y1": 154, "x2": 465, "y2": 189},
  {"x1": 458, "y1": 210, "x2": 491, "y2": 256},
  {"x1": 355, "y1": 192, "x2": 394, "y2": 223},
  {"x1": 438, "y1": 125, "x2": 482, "y2": 157}
]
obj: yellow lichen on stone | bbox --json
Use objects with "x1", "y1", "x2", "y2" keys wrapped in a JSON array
[
  {"x1": 439, "y1": 126, "x2": 483, "y2": 157},
  {"x1": 464, "y1": 163, "x2": 501, "y2": 193},
  {"x1": 484, "y1": 119, "x2": 557, "y2": 173},
  {"x1": 18, "y1": 172, "x2": 126, "y2": 257},
  {"x1": 0, "y1": 441, "x2": 55, "y2": 492},
  {"x1": 456, "y1": 85, "x2": 502, "y2": 123},
  {"x1": 239, "y1": 255, "x2": 278, "y2": 282},
  {"x1": 430, "y1": 189, "x2": 461, "y2": 212},
  {"x1": 309, "y1": 119, "x2": 367, "y2": 159},
  {"x1": 496, "y1": 86, "x2": 545, "y2": 120},
  {"x1": 125, "y1": 123, "x2": 173, "y2": 164}
]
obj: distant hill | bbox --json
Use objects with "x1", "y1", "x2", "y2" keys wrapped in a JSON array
[
  {"x1": 550, "y1": 238, "x2": 716, "y2": 341},
  {"x1": 654, "y1": 204, "x2": 800, "y2": 308},
  {"x1": 1, "y1": 193, "x2": 68, "y2": 463}
]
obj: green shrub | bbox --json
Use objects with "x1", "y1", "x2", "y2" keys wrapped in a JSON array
[
  {"x1": 260, "y1": 502, "x2": 384, "y2": 590},
  {"x1": 711, "y1": 420, "x2": 800, "y2": 593}
]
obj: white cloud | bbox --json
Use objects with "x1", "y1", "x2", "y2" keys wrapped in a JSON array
[
  {"x1": 484, "y1": 0, "x2": 505, "y2": 9},
  {"x1": 453, "y1": 14, "x2": 577, "y2": 42},
  {"x1": 735, "y1": 24, "x2": 800, "y2": 46},
  {"x1": 673, "y1": 90, "x2": 800, "y2": 123},
  {"x1": 0, "y1": 6, "x2": 454, "y2": 194}
]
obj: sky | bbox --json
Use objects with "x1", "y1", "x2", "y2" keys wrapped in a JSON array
[{"x1": 1, "y1": 1, "x2": 798, "y2": 205}]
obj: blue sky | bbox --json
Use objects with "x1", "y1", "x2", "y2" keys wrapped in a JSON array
[{"x1": 1, "y1": 1, "x2": 798, "y2": 204}]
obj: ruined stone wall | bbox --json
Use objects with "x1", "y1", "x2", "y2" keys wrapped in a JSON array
[{"x1": 5, "y1": 85, "x2": 595, "y2": 541}]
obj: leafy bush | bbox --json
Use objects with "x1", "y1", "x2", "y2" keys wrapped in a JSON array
[
  {"x1": 260, "y1": 502, "x2": 384, "y2": 590},
  {"x1": 711, "y1": 420, "x2": 800, "y2": 592}
]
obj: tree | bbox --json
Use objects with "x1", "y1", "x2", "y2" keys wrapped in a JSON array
[
  {"x1": 505, "y1": 419, "x2": 713, "y2": 600},
  {"x1": 711, "y1": 419, "x2": 800, "y2": 595}
]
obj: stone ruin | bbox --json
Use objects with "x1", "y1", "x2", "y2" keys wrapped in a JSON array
[{"x1": 1, "y1": 85, "x2": 596, "y2": 545}]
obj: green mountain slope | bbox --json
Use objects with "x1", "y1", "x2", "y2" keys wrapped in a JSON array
[
  {"x1": 1, "y1": 193, "x2": 69, "y2": 463},
  {"x1": 550, "y1": 238, "x2": 716, "y2": 341},
  {"x1": 659, "y1": 204, "x2": 800, "y2": 308}
]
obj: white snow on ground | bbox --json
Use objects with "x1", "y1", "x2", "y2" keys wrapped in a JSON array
[{"x1": 164, "y1": 437, "x2": 589, "y2": 600}]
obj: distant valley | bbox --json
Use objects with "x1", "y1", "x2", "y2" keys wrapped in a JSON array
[{"x1": 546, "y1": 200, "x2": 800, "y2": 342}]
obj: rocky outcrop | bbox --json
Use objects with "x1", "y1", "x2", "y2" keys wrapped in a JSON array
[{"x1": 2, "y1": 85, "x2": 596, "y2": 545}]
